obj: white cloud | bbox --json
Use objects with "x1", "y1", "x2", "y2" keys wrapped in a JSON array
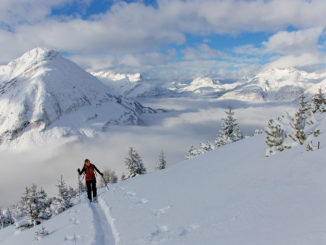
[
  {"x1": 182, "y1": 44, "x2": 226, "y2": 60},
  {"x1": 1, "y1": 0, "x2": 326, "y2": 59},
  {"x1": 264, "y1": 53, "x2": 326, "y2": 69},
  {"x1": 0, "y1": 0, "x2": 326, "y2": 78},
  {"x1": 263, "y1": 27, "x2": 324, "y2": 55},
  {"x1": 0, "y1": 0, "x2": 74, "y2": 26}
]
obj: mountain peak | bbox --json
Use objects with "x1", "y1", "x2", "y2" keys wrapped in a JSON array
[
  {"x1": 15, "y1": 47, "x2": 59, "y2": 63},
  {"x1": 0, "y1": 47, "x2": 61, "y2": 82},
  {"x1": 0, "y1": 48, "x2": 155, "y2": 148}
]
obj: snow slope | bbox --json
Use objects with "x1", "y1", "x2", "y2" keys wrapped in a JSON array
[
  {"x1": 0, "y1": 48, "x2": 155, "y2": 149},
  {"x1": 1, "y1": 114, "x2": 326, "y2": 244}
]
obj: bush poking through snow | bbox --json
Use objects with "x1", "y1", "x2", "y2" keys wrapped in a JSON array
[
  {"x1": 157, "y1": 151, "x2": 167, "y2": 170},
  {"x1": 99, "y1": 169, "x2": 118, "y2": 187},
  {"x1": 34, "y1": 226, "x2": 49, "y2": 241}
]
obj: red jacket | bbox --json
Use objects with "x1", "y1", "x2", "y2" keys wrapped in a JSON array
[{"x1": 80, "y1": 163, "x2": 102, "y2": 181}]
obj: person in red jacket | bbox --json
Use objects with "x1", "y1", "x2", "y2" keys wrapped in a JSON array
[{"x1": 78, "y1": 159, "x2": 103, "y2": 202}]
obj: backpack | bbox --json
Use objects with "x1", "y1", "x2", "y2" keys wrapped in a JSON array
[{"x1": 84, "y1": 163, "x2": 96, "y2": 181}]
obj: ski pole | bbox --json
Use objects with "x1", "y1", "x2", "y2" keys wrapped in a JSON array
[
  {"x1": 101, "y1": 175, "x2": 110, "y2": 191},
  {"x1": 77, "y1": 169, "x2": 81, "y2": 203},
  {"x1": 77, "y1": 169, "x2": 85, "y2": 203}
]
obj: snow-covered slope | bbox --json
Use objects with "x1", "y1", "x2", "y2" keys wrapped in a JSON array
[
  {"x1": 0, "y1": 48, "x2": 155, "y2": 148},
  {"x1": 2, "y1": 114, "x2": 326, "y2": 244}
]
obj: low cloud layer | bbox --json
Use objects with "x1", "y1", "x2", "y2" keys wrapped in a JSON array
[{"x1": 0, "y1": 98, "x2": 296, "y2": 208}]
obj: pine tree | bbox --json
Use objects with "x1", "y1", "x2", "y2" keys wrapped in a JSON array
[
  {"x1": 157, "y1": 151, "x2": 167, "y2": 170},
  {"x1": 0, "y1": 209, "x2": 3, "y2": 229},
  {"x1": 215, "y1": 107, "x2": 243, "y2": 147},
  {"x1": 36, "y1": 188, "x2": 52, "y2": 220},
  {"x1": 57, "y1": 176, "x2": 74, "y2": 210},
  {"x1": 15, "y1": 184, "x2": 42, "y2": 227},
  {"x1": 0, "y1": 208, "x2": 14, "y2": 229},
  {"x1": 185, "y1": 145, "x2": 201, "y2": 159},
  {"x1": 49, "y1": 197, "x2": 65, "y2": 215},
  {"x1": 265, "y1": 119, "x2": 290, "y2": 156},
  {"x1": 289, "y1": 93, "x2": 313, "y2": 145},
  {"x1": 125, "y1": 147, "x2": 146, "y2": 178},
  {"x1": 312, "y1": 87, "x2": 326, "y2": 113}
]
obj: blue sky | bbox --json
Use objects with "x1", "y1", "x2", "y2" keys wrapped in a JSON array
[{"x1": 0, "y1": 0, "x2": 325, "y2": 81}]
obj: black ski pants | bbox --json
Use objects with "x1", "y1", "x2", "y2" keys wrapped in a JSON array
[{"x1": 86, "y1": 179, "x2": 97, "y2": 201}]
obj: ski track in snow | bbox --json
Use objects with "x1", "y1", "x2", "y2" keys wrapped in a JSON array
[
  {"x1": 90, "y1": 198, "x2": 115, "y2": 245},
  {"x1": 98, "y1": 197, "x2": 121, "y2": 244}
]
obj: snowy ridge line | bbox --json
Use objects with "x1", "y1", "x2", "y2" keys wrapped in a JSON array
[{"x1": 98, "y1": 197, "x2": 120, "y2": 244}]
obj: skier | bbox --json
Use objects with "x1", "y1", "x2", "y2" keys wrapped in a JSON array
[{"x1": 78, "y1": 159, "x2": 103, "y2": 202}]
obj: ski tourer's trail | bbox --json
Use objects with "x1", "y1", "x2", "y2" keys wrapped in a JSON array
[{"x1": 89, "y1": 199, "x2": 115, "y2": 245}]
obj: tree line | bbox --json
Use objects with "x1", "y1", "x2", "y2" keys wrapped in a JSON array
[
  {"x1": 185, "y1": 106, "x2": 244, "y2": 159},
  {"x1": 265, "y1": 88, "x2": 326, "y2": 156}
]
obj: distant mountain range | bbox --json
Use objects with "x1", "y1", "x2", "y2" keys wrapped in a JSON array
[
  {"x1": 0, "y1": 48, "x2": 155, "y2": 148},
  {"x1": 92, "y1": 67, "x2": 326, "y2": 101}
]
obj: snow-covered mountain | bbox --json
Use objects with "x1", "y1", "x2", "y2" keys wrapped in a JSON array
[
  {"x1": 0, "y1": 48, "x2": 155, "y2": 148},
  {"x1": 92, "y1": 70, "x2": 178, "y2": 98},
  {"x1": 90, "y1": 70, "x2": 142, "y2": 96},
  {"x1": 219, "y1": 67, "x2": 326, "y2": 101},
  {"x1": 171, "y1": 77, "x2": 241, "y2": 97},
  {"x1": 1, "y1": 113, "x2": 326, "y2": 244},
  {"x1": 175, "y1": 67, "x2": 326, "y2": 101},
  {"x1": 92, "y1": 67, "x2": 326, "y2": 102}
]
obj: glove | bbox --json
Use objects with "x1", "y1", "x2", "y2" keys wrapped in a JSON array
[
  {"x1": 100, "y1": 172, "x2": 104, "y2": 176},
  {"x1": 77, "y1": 168, "x2": 80, "y2": 174}
]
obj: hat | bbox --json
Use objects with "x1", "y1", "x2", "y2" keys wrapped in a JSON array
[{"x1": 84, "y1": 159, "x2": 90, "y2": 163}]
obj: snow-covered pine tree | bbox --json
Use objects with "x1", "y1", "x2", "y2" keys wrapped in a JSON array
[
  {"x1": 265, "y1": 119, "x2": 290, "y2": 156},
  {"x1": 157, "y1": 151, "x2": 167, "y2": 170},
  {"x1": 215, "y1": 106, "x2": 243, "y2": 147},
  {"x1": 312, "y1": 87, "x2": 326, "y2": 113},
  {"x1": 0, "y1": 208, "x2": 14, "y2": 229},
  {"x1": 185, "y1": 145, "x2": 201, "y2": 159},
  {"x1": 49, "y1": 197, "x2": 65, "y2": 215},
  {"x1": 289, "y1": 93, "x2": 313, "y2": 145},
  {"x1": 36, "y1": 188, "x2": 52, "y2": 220},
  {"x1": 57, "y1": 176, "x2": 74, "y2": 210},
  {"x1": 0, "y1": 209, "x2": 3, "y2": 229},
  {"x1": 15, "y1": 184, "x2": 41, "y2": 228},
  {"x1": 125, "y1": 147, "x2": 147, "y2": 178}
]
